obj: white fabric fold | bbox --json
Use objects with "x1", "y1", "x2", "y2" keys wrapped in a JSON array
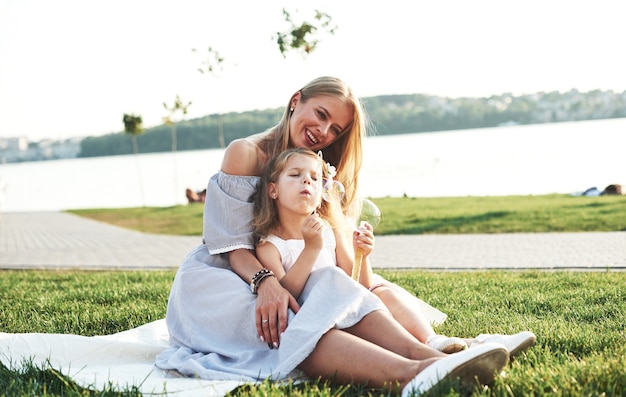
[{"x1": 0, "y1": 320, "x2": 243, "y2": 396}]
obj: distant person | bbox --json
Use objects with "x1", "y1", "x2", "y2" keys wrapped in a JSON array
[
  {"x1": 601, "y1": 184, "x2": 622, "y2": 195},
  {"x1": 156, "y1": 76, "x2": 520, "y2": 394},
  {"x1": 185, "y1": 188, "x2": 206, "y2": 203}
]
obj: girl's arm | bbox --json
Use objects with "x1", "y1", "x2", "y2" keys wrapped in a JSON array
[
  {"x1": 256, "y1": 239, "x2": 321, "y2": 300},
  {"x1": 354, "y1": 222, "x2": 375, "y2": 288},
  {"x1": 257, "y1": 215, "x2": 325, "y2": 300}
]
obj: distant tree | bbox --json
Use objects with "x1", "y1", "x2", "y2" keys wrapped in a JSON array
[
  {"x1": 274, "y1": 8, "x2": 337, "y2": 58},
  {"x1": 192, "y1": 47, "x2": 227, "y2": 148},
  {"x1": 163, "y1": 95, "x2": 192, "y2": 152},
  {"x1": 122, "y1": 113, "x2": 145, "y2": 206},
  {"x1": 163, "y1": 96, "x2": 191, "y2": 202},
  {"x1": 193, "y1": 46, "x2": 226, "y2": 76},
  {"x1": 122, "y1": 113, "x2": 144, "y2": 154}
]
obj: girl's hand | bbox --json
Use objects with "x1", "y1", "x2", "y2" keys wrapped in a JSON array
[
  {"x1": 354, "y1": 221, "x2": 375, "y2": 257},
  {"x1": 255, "y1": 276, "x2": 300, "y2": 349},
  {"x1": 302, "y1": 213, "x2": 324, "y2": 251}
]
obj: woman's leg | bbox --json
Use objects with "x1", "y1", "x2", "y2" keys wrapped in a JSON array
[
  {"x1": 298, "y1": 326, "x2": 510, "y2": 393},
  {"x1": 298, "y1": 328, "x2": 437, "y2": 391}
]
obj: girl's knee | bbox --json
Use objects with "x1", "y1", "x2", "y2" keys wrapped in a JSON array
[{"x1": 373, "y1": 285, "x2": 400, "y2": 302}]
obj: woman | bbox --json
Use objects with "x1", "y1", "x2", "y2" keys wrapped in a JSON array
[{"x1": 155, "y1": 76, "x2": 509, "y2": 394}]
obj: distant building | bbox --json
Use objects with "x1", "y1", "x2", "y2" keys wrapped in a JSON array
[{"x1": 0, "y1": 136, "x2": 82, "y2": 163}]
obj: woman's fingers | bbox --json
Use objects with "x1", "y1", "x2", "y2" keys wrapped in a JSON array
[{"x1": 256, "y1": 277, "x2": 299, "y2": 349}]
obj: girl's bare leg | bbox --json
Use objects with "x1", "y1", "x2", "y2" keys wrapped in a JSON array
[
  {"x1": 343, "y1": 309, "x2": 445, "y2": 360},
  {"x1": 373, "y1": 286, "x2": 437, "y2": 343},
  {"x1": 298, "y1": 328, "x2": 438, "y2": 391}
]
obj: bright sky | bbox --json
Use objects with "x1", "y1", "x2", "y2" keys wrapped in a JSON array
[{"x1": 1, "y1": 0, "x2": 625, "y2": 141}]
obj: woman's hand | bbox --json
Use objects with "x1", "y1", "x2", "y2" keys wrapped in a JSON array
[
  {"x1": 255, "y1": 276, "x2": 300, "y2": 349},
  {"x1": 354, "y1": 221, "x2": 375, "y2": 257}
]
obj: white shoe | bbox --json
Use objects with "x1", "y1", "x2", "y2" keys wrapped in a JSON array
[
  {"x1": 427, "y1": 335, "x2": 468, "y2": 354},
  {"x1": 402, "y1": 342, "x2": 509, "y2": 397},
  {"x1": 471, "y1": 331, "x2": 536, "y2": 358}
]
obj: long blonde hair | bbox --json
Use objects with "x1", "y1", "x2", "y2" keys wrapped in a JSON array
[
  {"x1": 253, "y1": 148, "x2": 344, "y2": 240},
  {"x1": 259, "y1": 76, "x2": 368, "y2": 216}
]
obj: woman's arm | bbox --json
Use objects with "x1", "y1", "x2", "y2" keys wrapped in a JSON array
[
  {"x1": 218, "y1": 138, "x2": 299, "y2": 348},
  {"x1": 334, "y1": 226, "x2": 355, "y2": 275},
  {"x1": 255, "y1": 242, "x2": 286, "y2": 281},
  {"x1": 228, "y1": 248, "x2": 299, "y2": 349}
]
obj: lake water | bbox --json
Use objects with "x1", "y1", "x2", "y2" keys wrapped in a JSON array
[{"x1": 1, "y1": 118, "x2": 624, "y2": 213}]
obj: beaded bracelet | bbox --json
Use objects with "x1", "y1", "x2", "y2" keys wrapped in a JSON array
[
  {"x1": 250, "y1": 268, "x2": 275, "y2": 294},
  {"x1": 252, "y1": 272, "x2": 275, "y2": 294},
  {"x1": 251, "y1": 268, "x2": 272, "y2": 287}
]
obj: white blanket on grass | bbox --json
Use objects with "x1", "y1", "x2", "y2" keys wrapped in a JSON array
[
  {"x1": 0, "y1": 319, "x2": 243, "y2": 396},
  {"x1": 0, "y1": 297, "x2": 446, "y2": 397},
  {"x1": 0, "y1": 293, "x2": 447, "y2": 396},
  {"x1": 0, "y1": 294, "x2": 446, "y2": 397}
]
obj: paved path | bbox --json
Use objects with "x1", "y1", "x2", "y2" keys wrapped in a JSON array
[{"x1": 1, "y1": 212, "x2": 625, "y2": 271}]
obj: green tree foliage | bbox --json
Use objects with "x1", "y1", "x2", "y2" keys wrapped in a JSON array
[
  {"x1": 192, "y1": 47, "x2": 225, "y2": 75},
  {"x1": 274, "y1": 8, "x2": 336, "y2": 58}
]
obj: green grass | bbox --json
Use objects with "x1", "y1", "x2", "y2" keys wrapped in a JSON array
[
  {"x1": 69, "y1": 205, "x2": 205, "y2": 236},
  {"x1": 372, "y1": 194, "x2": 626, "y2": 235},
  {"x1": 68, "y1": 194, "x2": 626, "y2": 236},
  {"x1": 5, "y1": 194, "x2": 626, "y2": 395},
  {"x1": 1, "y1": 269, "x2": 625, "y2": 396}
]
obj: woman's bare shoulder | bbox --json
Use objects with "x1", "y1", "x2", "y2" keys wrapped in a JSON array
[{"x1": 221, "y1": 138, "x2": 261, "y2": 176}]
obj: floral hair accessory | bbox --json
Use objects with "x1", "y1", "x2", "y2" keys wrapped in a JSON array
[
  {"x1": 317, "y1": 151, "x2": 336, "y2": 178},
  {"x1": 318, "y1": 151, "x2": 344, "y2": 202},
  {"x1": 325, "y1": 162, "x2": 337, "y2": 178}
]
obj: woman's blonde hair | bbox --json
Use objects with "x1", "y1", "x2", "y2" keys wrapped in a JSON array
[
  {"x1": 259, "y1": 76, "x2": 368, "y2": 217},
  {"x1": 253, "y1": 148, "x2": 344, "y2": 241}
]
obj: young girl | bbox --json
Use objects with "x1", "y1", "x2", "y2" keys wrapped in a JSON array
[
  {"x1": 253, "y1": 148, "x2": 468, "y2": 353},
  {"x1": 253, "y1": 148, "x2": 351, "y2": 299}
]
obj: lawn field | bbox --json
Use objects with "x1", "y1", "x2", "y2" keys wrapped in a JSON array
[{"x1": 2, "y1": 194, "x2": 624, "y2": 396}]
